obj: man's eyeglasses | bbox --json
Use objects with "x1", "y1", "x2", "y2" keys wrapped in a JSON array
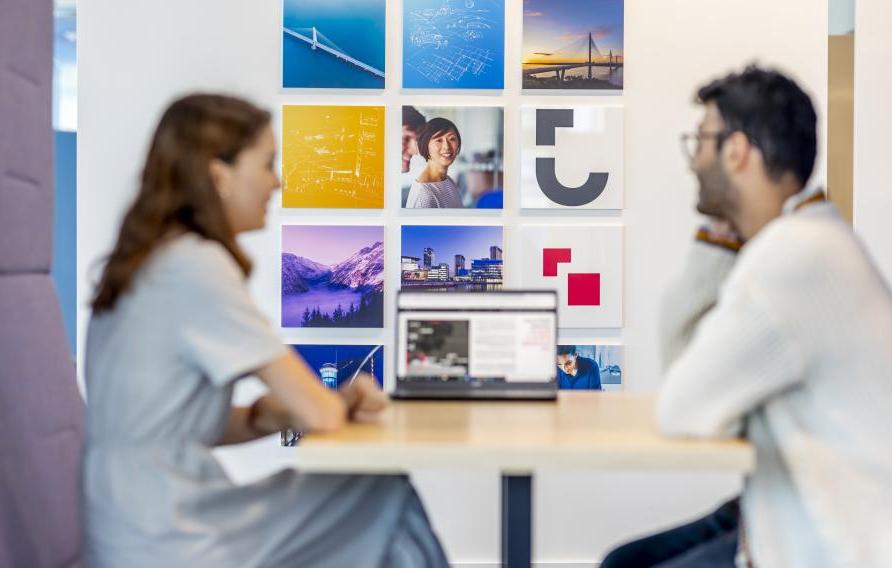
[
  {"x1": 557, "y1": 357, "x2": 577, "y2": 371},
  {"x1": 680, "y1": 131, "x2": 726, "y2": 161}
]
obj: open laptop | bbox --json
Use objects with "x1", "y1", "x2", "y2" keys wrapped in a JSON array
[{"x1": 393, "y1": 290, "x2": 558, "y2": 400}]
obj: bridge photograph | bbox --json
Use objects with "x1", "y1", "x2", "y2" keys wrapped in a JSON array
[
  {"x1": 522, "y1": 0, "x2": 624, "y2": 90},
  {"x1": 282, "y1": 0, "x2": 386, "y2": 89}
]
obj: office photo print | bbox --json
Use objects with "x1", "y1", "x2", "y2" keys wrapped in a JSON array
[
  {"x1": 401, "y1": 105, "x2": 504, "y2": 209},
  {"x1": 291, "y1": 344, "x2": 385, "y2": 389},
  {"x1": 281, "y1": 343, "x2": 385, "y2": 447},
  {"x1": 282, "y1": 0, "x2": 386, "y2": 89},
  {"x1": 519, "y1": 225, "x2": 623, "y2": 328},
  {"x1": 520, "y1": 105, "x2": 624, "y2": 209},
  {"x1": 522, "y1": 0, "x2": 624, "y2": 91},
  {"x1": 281, "y1": 225, "x2": 384, "y2": 328},
  {"x1": 281, "y1": 105, "x2": 385, "y2": 209},
  {"x1": 402, "y1": 0, "x2": 505, "y2": 89},
  {"x1": 401, "y1": 225, "x2": 503, "y2": 291},
  {"x1": 556, "y1": 344, "x2": 624, "y2": 390}
]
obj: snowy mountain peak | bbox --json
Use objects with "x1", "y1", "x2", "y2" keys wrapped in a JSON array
[{"x1": 329, "y1": 241, "x2": 384, "y2": 291}]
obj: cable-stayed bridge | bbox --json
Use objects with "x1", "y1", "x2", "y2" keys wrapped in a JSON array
[
  {"x1": 523, "y1": 32, "x2": 623, "y2": 81},
  {"x1": 284, "y1": 26, "x2": 385, "y2": 79}
]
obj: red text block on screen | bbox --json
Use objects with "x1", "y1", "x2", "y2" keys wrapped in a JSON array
[
  {"x1": 543, "y1": 248, "x2": 572, "y2": 277},
  {"x1": 568, "y1": 273, "x2": 600, "y2": 306}
]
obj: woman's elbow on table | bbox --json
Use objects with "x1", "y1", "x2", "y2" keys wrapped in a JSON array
[{"x1": 256, "y1": 352, "x2": 348, "y2": 434}]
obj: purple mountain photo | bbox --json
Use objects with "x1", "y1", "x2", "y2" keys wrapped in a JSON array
[{"x1": 281, "y1": 226, "x2": 385, "y2": 328}]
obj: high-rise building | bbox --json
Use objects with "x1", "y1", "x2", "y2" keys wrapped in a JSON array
[
  {"x1": 471, "y1": 258, "x2": 503, "y2": 282},
  {"x1": 490, "y1": 246, "x2": 503, "y2": 260},
  {"x1": 427, "y1": 263, "x2": 450, "y2": 281},
  {"x1": 423, "y1": 247, "x2": 435, "y2": 268},
  {"x1": 401, "y1": 255, "x2": 420, "y2": 272},
  {"x1": 455, "y1": 254, "x2": 465, "y2": 272}
]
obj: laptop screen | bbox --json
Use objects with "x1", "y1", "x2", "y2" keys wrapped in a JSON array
[{"x1": 396, "y1": 291, "x2": 558, "y2": 383}]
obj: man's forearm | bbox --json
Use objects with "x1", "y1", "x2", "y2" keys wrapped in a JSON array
[{"x1": 659, "y1": 226, "x2": 742, "y2": 370}]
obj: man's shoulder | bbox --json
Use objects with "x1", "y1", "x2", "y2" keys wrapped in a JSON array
[
  {"x1": 732, "y1": 205, "x2": 878, "y2": 293},
  {"x1": 744, "y1": 205, "x2": 857, "y2": 265},
  {"x1": 556, "y1": 370, "x2": 572, "y2": 386}
]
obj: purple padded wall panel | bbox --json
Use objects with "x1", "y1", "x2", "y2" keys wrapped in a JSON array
[
  {"x1": 0, "y1": 276, "x2": 84, "y2": 567},
  {"x1": 0, "y1": 276, "x2": 83, "y2": 435},
  {"x1": 0, "y1": 0, "x2": 84, "y2": 565},
  {"x1": 0, "y1": 0, "x2": 53, "y2": 272}
]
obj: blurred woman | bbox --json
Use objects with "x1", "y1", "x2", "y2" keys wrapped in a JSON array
[
  {"x1": 405, "y1": 117, "x2": 464, "y2": 208},
  {"x1": 83, "y1": 94, "x2": 448, "y2": 567}
]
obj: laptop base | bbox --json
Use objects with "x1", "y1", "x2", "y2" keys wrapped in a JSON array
[{"x1": 392, "y1": 382, "x2": 557, "y2": 401}]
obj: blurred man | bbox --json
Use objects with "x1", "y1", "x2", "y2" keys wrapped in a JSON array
[
  {"x1": 603, "y1": 65, "x2": 892, "y2": 568},
  {"x1": 402, "y1": 106, "x2": 426, "y2": 174}
]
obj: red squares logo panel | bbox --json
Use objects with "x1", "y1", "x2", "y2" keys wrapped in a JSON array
[
  {"x1": 568, "y1": 273, "x2": 600, "y2": 306},
  {"x1": 543, "y1": 248, "x2": 572, "y2": 277},
  {"x1": 520, "y1": 225, "x2": 622, "y2": 328}
]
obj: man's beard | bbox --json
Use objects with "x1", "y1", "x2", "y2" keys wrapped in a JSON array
[{"x1": 696, "y1": 160, "x2": 737, "y2": 219}]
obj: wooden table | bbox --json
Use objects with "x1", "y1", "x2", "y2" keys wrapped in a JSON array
[{"x1": 296, "y1": 392, "x2": 755, "y2": 567}]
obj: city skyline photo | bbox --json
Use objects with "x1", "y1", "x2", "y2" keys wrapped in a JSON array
[{"x1": 401, "y1": 225, "x2": 503, "y2": 291}]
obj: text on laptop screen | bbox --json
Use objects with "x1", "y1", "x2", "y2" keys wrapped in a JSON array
[{"x1": 397, "y1": 292, "x2": 557, "y2": 382}]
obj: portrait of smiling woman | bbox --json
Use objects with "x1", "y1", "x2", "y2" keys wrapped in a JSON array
[
  {"x1": 406, "y1": 117, "x2": 464, "y2": 209},
  {"x1": 400, "y1": 107, "x2": 504, "y2": 209}
]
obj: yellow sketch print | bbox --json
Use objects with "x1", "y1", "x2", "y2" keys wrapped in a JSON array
[{"x1": 282, "y1": 105, "x2": 385, "y2": 208}]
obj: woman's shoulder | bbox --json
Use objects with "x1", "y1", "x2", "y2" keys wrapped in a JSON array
[
  {"x1": 151, "y1": 233, "x2": 242, "y2": 281},
  {"x1": 442, "y1": 176, "x2": 459, "y2": 189},
  {"x1": 406, "y1": 183, "x2": 437, "y2": 208},
  {"x1": 412, "y1": 178, "x2": 455, "y2": 188}
]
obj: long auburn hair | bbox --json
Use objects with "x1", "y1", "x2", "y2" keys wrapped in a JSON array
[{"x1": 91, "y1": 94, "x2": 271, "y2": 312}]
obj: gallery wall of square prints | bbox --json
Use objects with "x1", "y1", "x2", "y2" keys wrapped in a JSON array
[{"x1": 278, "y1": 0, "x2": 626, "y2": 391}]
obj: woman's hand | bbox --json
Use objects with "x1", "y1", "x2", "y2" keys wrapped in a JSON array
[
  {"x1": 339, "y1": 373, "x2": 389, "y2": 422},
  {"x1": 248, "y1": 395, "x2": 292, "y2": 435}
]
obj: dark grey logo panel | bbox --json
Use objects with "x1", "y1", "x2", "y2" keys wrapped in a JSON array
[
  {"x1": 535, "y1": 159, "x2": 609, "y2": 206},
  {"x1": 535, "y1": 108, "x2": 609, "y2": 206}
]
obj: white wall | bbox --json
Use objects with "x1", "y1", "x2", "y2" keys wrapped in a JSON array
[
  {"x1": 853, "y1": 0, "x2": 892, "y2": 285},
  {"x1": 78, "y1": 0, "x2": 827, "y2": 564}
]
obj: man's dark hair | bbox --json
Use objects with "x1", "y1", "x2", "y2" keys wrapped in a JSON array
[
  {"x1": 416, "y1": 117, "x2": 462, "y2": 161},
  {"x1": 696, "y1": 65, "x2": 817, "y2": 188},
  {"x1": 402, "y1": 106, "x2": 426, "y2": 133},
  {"x1": 556, "y1": 345, "x2": 576, "y2": 357}
]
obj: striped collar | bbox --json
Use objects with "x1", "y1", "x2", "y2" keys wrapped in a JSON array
[
  {"x1": 794, "y1": 191, "x2": 826, "y2": 211},
  {"x1": 783, "y1": 187, "x2": 827, "y2": 215},
  {"x1": 694, "y1": 227, "x2": 743, "y2": 252}
]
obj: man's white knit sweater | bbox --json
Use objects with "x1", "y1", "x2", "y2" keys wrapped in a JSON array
[{"x1": 658, "y1": 196, "x2": 892, "y2": 567}]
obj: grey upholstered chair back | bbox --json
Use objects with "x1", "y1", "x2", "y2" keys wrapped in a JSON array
[{"x1": 0, "y1": 0, "x2": 85, "y2": 566}]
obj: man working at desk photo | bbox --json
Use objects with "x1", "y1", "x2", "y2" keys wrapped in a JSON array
[
  {"x1": 603, "y1": 65, "x2": 892, "y2": 568},
  {"x1": 556, "y1": 345, "x2": 602, "y2": 390}
]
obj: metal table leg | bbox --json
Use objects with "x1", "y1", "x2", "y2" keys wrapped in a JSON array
[{"x1": 501, "y1": 474, "x2": 532, "y2": 568}]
